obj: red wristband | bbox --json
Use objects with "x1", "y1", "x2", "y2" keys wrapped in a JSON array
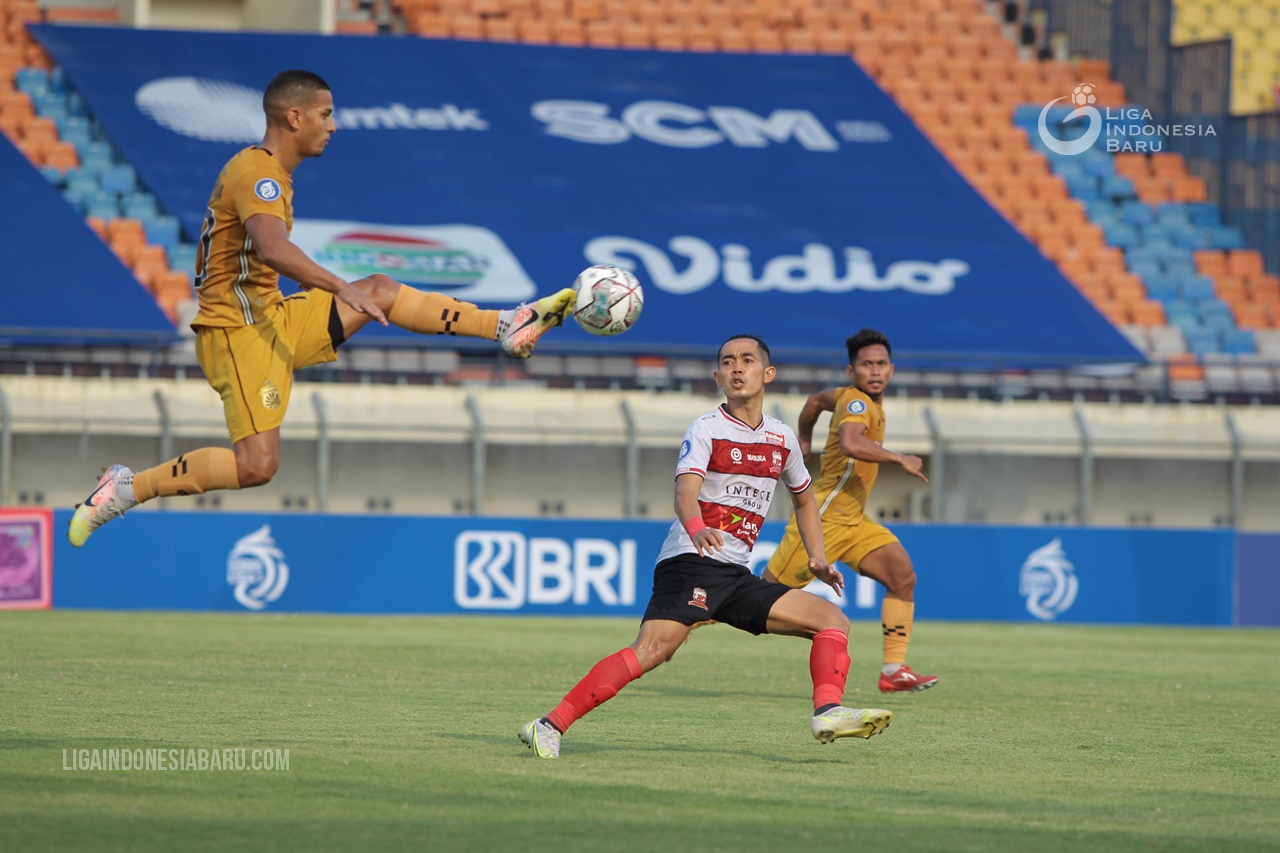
[{"x1": 684, "y1": 518, "x2": 707, "y2": 537}]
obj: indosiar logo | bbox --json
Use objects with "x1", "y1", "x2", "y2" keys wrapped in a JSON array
[
  {"x1": 454, "y1": 532, "x2": 637, "y2": 610},
  {"x1": 1037, "y1": 83, "x2": 1103, "y2": 156},
  {"x1": 585, "y1": 235, "x2": 968, "y2": 296},
  {"x1": 226, "y1": 525, "x2": 290, "y2": 611},
  {"x1": 1018, "y1": 538, "x2": 1078, "y2": 620}
]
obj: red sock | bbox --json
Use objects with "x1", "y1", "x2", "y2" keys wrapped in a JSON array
[
  {"x1": 810, "y1": 628, "x2": 850, "y2": 711},
  {"x1": 546, "y1": 647, "x2": 642, "y2": 734}
]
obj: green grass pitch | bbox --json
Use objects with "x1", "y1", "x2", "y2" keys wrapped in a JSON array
[{"x1": 2, "y1": 612, "x2": 1278, "y2": 852}]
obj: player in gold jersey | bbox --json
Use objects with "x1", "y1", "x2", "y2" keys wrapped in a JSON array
[
  {"x1": 764, "y1": 329, "x2": 938, "y2": 693},
  {"x1": 69, "y1": 70, "x2": 574, "y2": 547}
]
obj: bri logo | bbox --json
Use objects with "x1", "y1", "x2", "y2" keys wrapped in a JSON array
[
  {"x1": 1019, "y1": 538, "x2": 1078, "y2": 620},
  {"x1": 585, "y1": 235, "x2": 968, "y2": 296},
  {"x1": 454, "y1": 532, "x2": 637, "y2": 610},
  {"x1": 226, "y1": 525, "x2": 289, "y2": 611}
]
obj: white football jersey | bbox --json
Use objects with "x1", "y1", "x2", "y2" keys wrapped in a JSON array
[{"x1": 657, "y1": 404, "x2": 811, "y2": 568}]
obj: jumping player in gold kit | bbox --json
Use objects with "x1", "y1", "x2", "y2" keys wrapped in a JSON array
[
  {"x1": 69, "y1": 70, "x2": 574, "y2": 546},
  {"x1": 764, "y1": 328, "x2": 939, "y2": 693}
]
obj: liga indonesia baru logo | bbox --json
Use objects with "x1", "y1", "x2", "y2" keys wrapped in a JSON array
[
  {"x1": 226, "y1": 525, "x2": 289, "y2": 611},
  {"x1": 1039, "y1": 83, "x2": 1218, "y2": 156},
  {"x1": 1037, "y1": 83, "x2": 1104, "y2": 156}
]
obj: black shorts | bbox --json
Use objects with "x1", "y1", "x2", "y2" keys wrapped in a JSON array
[{"x1": 642, "y1": 554, "x2": 790, "y2": 636}]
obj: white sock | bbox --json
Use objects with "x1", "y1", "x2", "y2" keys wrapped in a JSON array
[
  {"x1": 882, "y1": 664, "x2": 903, "y2": 676},
  {"x1": 494, "y1": 308, "x2": 516, "y2": 340}
]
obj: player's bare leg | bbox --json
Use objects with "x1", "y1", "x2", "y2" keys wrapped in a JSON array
[
  {"x1": 765, "y1": 591, "x2": 892, "y2": 742},
  {"x1": 335, "y1": 274, "x2": 573, "y2": 358},
  {"x1": 858, "y1": 543, "x2": 939, "y2": 692}
]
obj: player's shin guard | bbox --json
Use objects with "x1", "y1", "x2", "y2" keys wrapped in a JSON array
[
  {"x1": 881, "y1": 598, "x2": 914, "y2": 666},
  {"x1": 810, "y1": 628, "x2": 851, "y2": 711},
  {"x1": 131, "y1": 448, "x2": 240, "y2": 503},
  {"x1": 388, "y1": 286, "x2": 497, "y2": 339},
  {"x1": 546, "y1": 647, "x2": 642, "y2": 734}
]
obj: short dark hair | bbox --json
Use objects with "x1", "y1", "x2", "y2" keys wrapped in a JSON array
[
  {"x1": 718, "y1": 334, "x2": 771, "y2": 365},
  {"x1": 846, "y1": 328, "x2": 891, "y2": 363},
  {"x1": 263, "y1": 70, "x2": 330, "y2": 119}
]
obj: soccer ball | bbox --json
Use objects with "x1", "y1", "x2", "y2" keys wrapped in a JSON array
[
  {"x1": 571, "y1": 264, "x2": 644, "y2": 336},
  {"x1": 1071, "y1": 83, "x2": 1097, "y2": 106}
]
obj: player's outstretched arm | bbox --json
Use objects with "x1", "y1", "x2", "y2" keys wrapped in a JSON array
[
  {"x1": 790, "y1": 485, "x2": 841, "y2": 595},
  {"x1": 674, "y1": 473, "x2": 723, "y2": 557},
  {"x1": 244, "y1": 214, "x2": 388, "y2": 325},
  {"x1": 796, "y1": 388, "x2": 839, "y2": 456},
  {"x1": 838, "y1": 422, "x2": 928, "y2": 482}
]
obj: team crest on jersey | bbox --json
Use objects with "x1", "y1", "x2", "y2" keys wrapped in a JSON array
[
  {"x1": 254, "y1": 178, "x2": 281, "y2": 202},
  {"x1": 764, "y1": 431, "x2": 786, "y2": 447},
  {"x1": 688, "y1": 587, "x2": 709, "y2": 611},
  {"x1": 259, "y1": 379, "x2": 281, "y2": 410},
  {"x1": 847, "y1": 399, "x2": 867, "y2": 415},
  {"x1": 769, "y1": 449, "x2": 783, "y2": 476}
]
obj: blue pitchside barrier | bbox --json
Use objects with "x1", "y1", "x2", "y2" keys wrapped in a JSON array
[{"x1": 36, "y1": 509, "x2": 1276, "y2": 627}]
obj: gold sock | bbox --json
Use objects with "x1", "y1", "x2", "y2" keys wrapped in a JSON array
[
  {"x1": 132, "y1": 448, "x2": 241, "y2": 503},
  {"x1": 388, "y1": 286, "x2": 497, "y2": 339},
  {"x1": 881, "y1": 597, "x2": 914, "y2": 666}
]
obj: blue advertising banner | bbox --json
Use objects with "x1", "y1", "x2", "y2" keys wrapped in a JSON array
[
  {"x1": 52, "y1": 510, "x2": 1236, "y2": 627},
  {"x1": 32, "y1": 26, "x2": 1142, "y2": 366},
  {"x1": 1236, "y1": 533, "x2": 1280, "y2": 627},
  {"x1": 0, "y1": 133, "x2": 177, "y2": 343}
]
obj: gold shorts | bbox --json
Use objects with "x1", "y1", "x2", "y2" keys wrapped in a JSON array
[
  {"x1": 195, "y1": 290, "x2": 338, "y2": 444},
  {"x1": 765, "y1": 514, "x2": 900, "y2": 588}
]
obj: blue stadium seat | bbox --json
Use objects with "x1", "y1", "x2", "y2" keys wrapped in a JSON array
[
  {"x1": 1185, "y1": 202, "x2": 1221, "y2": 227},
  {"x1": 1128, "y1": 258, "x2": 1162, "y2": 282},
  {"x1": 144, "y1": 215, "x2": 182, "y2": 248},
  {"x1": 1105, "y1": 222, "x2": 1140, "y2": 249},
  {"x1": 1120, "y1": 201, "x2": 1154, "y2": 226},
  {"x1": 1013, "y1": 105, "x2": 1040, "y2": 127},
  {"x1": 1180, "y1": 275, "x2": 1217, "y2": 301},
  {"x1": 99, "y1": 164, "x2": 138, "y2": 195},
  {"x1": 1101, "y1": 174, "x2": 1136, "y2": 199},
  {"x1": 1080, "y1": 154, "x2": 1115, "y2": 178},
  {"x1": 121, "y1": 193, "x2": 159, "y2": 220},
  {"x1": 1184, "y1": 330, "x2": 1221, "y2": 355},
  {"x1": 85, "y1": 198, "x2": 122, "y2": 220},
  {"x1": 167, "y1": 244, "x2": 198, "y2": 273},
  {"x1": 1144, "y1": 275, "x2": 1180, "y2": 300},
  {"x1": 1221, "y1": 329, "x2": 1257, "y2": 355},
  {"x1": 41, "y1": 166, "x2": 66, "y2": 185},
  {"x1": 48, "y1": 66, "x2": 70, "y2": 94},
  {"x1": 15, "y1": 68, "x2": 50, "y2": 96},
  {"x1": 1157, "y1": 204, "x2": 1190, "y2": 227},
  {"x1": 1065, "y1": 174, "x2": 1100, "y2": 200},
  {"x1": 1171, "y1": 226, "x2": 1210, "y2": 249},
  {"x1": 1210, "y1": 226, "x2": 1245, "y2": 249}
]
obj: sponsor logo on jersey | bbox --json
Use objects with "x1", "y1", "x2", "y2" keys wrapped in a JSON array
[
  {"x1": 254, "y1": 178, "x2": 281, "y2": 202},
  {"x1": 765, "y1": 431, "x2": 786, "y2": 447},
  {"x1": 730, "y1": 447, "x2": 743, "y2": 463},
  {"x1": 847, "y1": 399, "x2": 866, "y2": 415},
  {"x1": 226, "y1": 525, "x2": 289, "y2": 611},
  {"x1": 293, "y1": 220, "x2": 536, "y2": 301}
]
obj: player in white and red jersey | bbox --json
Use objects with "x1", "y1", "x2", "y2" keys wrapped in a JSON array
[{"x1": 519, "y1": 335, "x2": 892, "y2": 759}]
